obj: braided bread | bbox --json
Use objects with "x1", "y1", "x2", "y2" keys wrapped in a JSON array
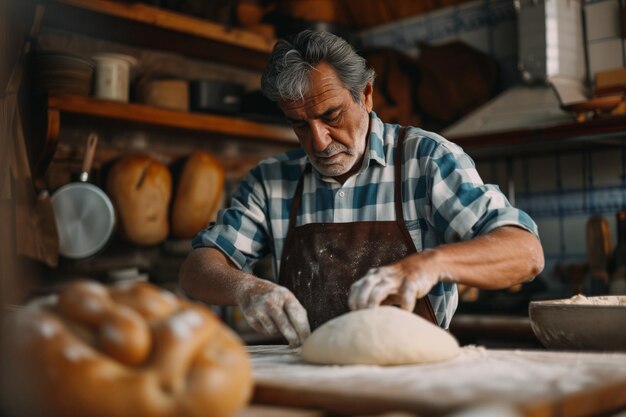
[{"x1": 2, "y1": 280, "x2": 252, "y2": 417}]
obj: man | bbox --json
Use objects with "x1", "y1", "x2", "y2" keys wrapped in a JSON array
[{"x1": 179, "y1": 30, "x2": 544, "y2": 347}]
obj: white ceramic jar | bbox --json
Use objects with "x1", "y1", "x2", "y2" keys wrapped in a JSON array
[{"x1": 92, "y1": 53, "x2": 137, "y2": 102}]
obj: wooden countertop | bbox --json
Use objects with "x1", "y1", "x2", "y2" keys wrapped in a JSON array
[
  {"x1": 237, "y1": 404, "x2": 323, "y2": 417},
  {"x1": 247, "y1": 345, "x2": 626, "y2": 417}
]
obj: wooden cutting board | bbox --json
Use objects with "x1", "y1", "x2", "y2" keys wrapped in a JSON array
[
  {"x1": 236, "y1": 404, "x2": 324, "y2": 417},
  {"x1": 248, "y1": 345, "x2": 626, "y2": 417}
]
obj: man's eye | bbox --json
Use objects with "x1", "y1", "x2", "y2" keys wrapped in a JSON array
[
  {"x1": 325, "y1": 114, "x2": 340, "y2": 124},
  {"x1": 291, "y1": 121, "x2": 307, "y2": 129}
]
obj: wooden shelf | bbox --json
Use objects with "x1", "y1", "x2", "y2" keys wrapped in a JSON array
[
  {"x1": 448, "y1": 115, "x2": 626, "y2": 159},
  {"x1": 38, "y1": 0, "x2": 276, "y2": 70},
  {"x1": 35, "y1": 94, "x2": 296, "y2": 177},
  {"x1": 19, "y1": 0, "x2": 290, "y2": 176},
  {"x1": 48, "y1": 93, "x2": 296, "y2": 141}
]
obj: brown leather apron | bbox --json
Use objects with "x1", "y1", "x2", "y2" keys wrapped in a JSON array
[{"x1": 278, "y1": 127, "x2": 437, "y2": 330}]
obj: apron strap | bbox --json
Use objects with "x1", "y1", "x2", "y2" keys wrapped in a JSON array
[
  {"x1": 394, "y1": 127, "x2": 414, "y2": 244},
  {"x1": 287, "y1": 164, "x2": 309, "y2": 233},
  {"x1": 280, "y1": 163, "x2": 310, "y2": 275},
  {"x1": 394, "y1": 126, "x2": 439, "y2": 324}
]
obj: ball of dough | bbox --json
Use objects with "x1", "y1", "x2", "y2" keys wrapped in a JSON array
[{"x1": 301, "y1": 306, "x2": 460, "y2": 365}]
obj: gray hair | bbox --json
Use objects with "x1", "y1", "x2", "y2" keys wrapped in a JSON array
[{"x1": 261, "y1": 30, "x2": 375, "y2": 104}]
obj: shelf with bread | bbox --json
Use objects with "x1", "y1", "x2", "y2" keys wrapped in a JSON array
[
  {"x1": 43, "y1": 149, "x2": 227, "y2": 283},
  {"x1": 35, "y1": 0, "x2": 276, "y2": 70},
  {"x1": 37, "y1": 93, "x2": 297, "y2": 177}
]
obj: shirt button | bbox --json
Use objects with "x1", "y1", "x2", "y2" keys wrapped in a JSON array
[{"x1": 338, "y1": 191, "x2": 345, "y2": 197}]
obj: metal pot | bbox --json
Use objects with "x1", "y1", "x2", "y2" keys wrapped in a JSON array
[{"x1": 51, "y1": 133, "x2": 115, "y2": 258}]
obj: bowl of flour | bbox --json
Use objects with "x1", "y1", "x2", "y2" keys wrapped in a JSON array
[{"x1": 529, "y1": 295, "x2": 626, "y2": 351}]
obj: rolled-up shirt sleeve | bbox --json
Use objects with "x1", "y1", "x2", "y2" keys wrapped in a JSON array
[
  {"x1": 192, "y1": 167, "x2": 271, "y2": 273},
  {"x1": 425, "y1": 138, "x2": 538, "y2": 243}
]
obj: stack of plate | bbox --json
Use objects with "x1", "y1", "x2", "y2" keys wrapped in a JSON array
[{"x1": 32, "y1": 51, "x2": 95, "y2": 96}]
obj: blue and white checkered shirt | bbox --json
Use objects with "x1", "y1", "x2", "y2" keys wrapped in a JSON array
[{"x1": 193, "y1": 112, "x2": 539, "y2": 328}]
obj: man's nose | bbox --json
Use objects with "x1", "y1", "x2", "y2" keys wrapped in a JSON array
[{"x1": 310, "y1": 121, "x2": 331, "y2": 152}]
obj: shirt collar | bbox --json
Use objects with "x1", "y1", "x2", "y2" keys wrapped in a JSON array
[{"x1": 364, "y1": 111, "x2": 387, "y2": 168}]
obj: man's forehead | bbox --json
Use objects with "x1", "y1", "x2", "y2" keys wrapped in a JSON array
[
  {"x1": 279, "y1": 86, "x2": 344, "y2": 113},
  {"x1": 279, "y1": 63, "x2": 348, "y2": 111}
]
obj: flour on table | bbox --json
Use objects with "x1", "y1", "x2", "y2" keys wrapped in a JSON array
[
  {"x1": 301, "y1": 306, "x2": 460, "y2": 365},
  {"x1": 249, "y1": 345, "x2": 626, "y2": 412},
  {"x1": 559, "y1": 294, "x2": 626, "y2": 305}
]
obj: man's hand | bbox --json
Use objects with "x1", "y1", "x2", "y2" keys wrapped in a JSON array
[
  {"x1": 348, "y1": 250, "x2": 440, "y2": 312},
  {"x1": 235, "y1": 279, "x2": 311, "y2": 347}
]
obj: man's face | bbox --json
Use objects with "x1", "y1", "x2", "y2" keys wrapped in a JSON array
[{"x1": 279, "y1": 62, "x2": 373, "y2": 183}]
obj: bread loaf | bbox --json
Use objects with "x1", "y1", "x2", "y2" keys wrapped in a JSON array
[
  {"x1": 107, "y1": 154, "x2": 172, "y2": 245},
  {"x1": 2, "y1": 280, "x2": 253, "y2": 417},
  {"x1": 171, "y1": 151, "x2": 224, "y2": 239}
]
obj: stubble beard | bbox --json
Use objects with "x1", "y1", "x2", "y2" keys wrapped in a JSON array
[
  {"x1": 311, "y1": 111, "x2": 370, "y2": 178},
  {"x1": 312, "y1": 143, "x2": 356, "y2": 177}
]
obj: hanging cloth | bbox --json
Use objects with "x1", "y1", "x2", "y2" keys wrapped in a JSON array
[{"x1": 2, "y1": 5, "x2": 59, "y2": 267}]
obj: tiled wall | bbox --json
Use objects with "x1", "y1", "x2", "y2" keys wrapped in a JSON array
[
  {"x1": 358, "y1": 0, "x2": 626, "y2": 289},
  {"x1": 585, "y1": 0, "x2": 626, "y2": 81},
  {"x1": 477, "y1": 150, "x2": 626, "y2": 289}
]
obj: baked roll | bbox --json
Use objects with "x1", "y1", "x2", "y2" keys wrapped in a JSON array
[{"x1": 2, "y1": 280, "x2": 252, "y2": 417}]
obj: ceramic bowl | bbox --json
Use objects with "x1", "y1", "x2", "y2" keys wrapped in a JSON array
[
  {"x1": 529, "y1": 295, "x2": 626, "y2": 351},
  {"x1": 33, "y1": 51, "x2": 95, "y2": 96}
]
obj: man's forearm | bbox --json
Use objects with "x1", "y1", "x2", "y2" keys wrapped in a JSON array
[
  {"x1": 424, "y1": 226, "x2": 545, "y2": 289},
  {"x1": 179, "y1": 247, "x2": 257, "y2": 305},
  {"x1": 179, "y1": 246, "x2": 312, "y2": 346}
]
